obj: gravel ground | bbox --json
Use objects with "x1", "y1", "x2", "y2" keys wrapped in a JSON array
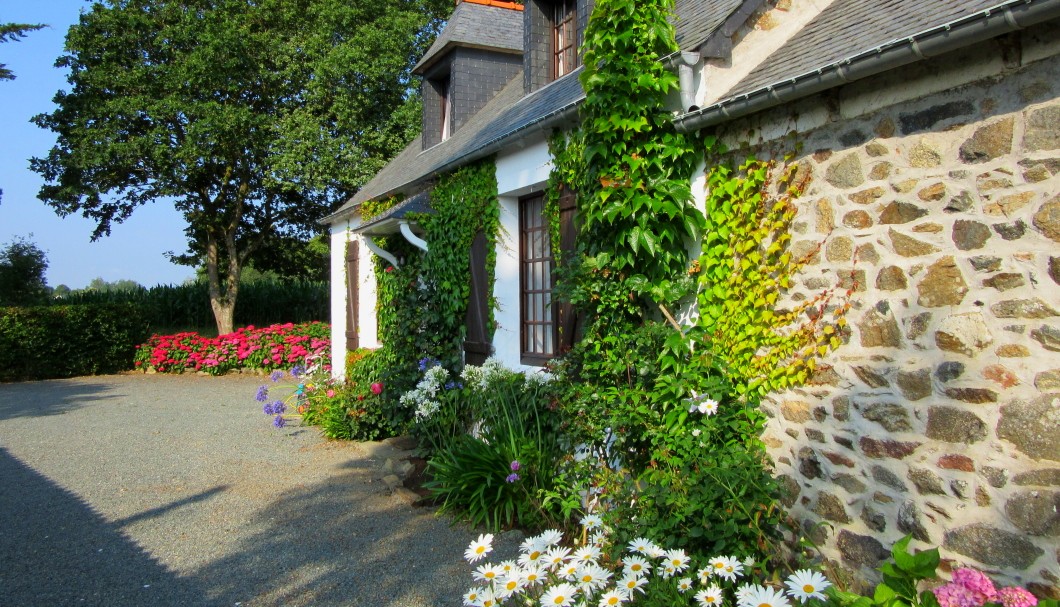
[{"x1": 0, "y1": 373, "x2": 521, "y2": 607}]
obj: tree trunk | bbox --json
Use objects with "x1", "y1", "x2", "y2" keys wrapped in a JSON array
[{"x1": 204, "y1": 233, "x2": 241, "y2": 335}]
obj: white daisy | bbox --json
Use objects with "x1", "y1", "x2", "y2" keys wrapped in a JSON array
[
  {"x1": 540, "y1": 582, "x2": 579, "y2": 607},
  {"x1": 745, "y1": 585, "x2": 791, "y2": 607},
  {"x1": 463, "y1": 587, "x2": 485, "y2": 607},
  {"x1": 575, "y1": 563, "x2": 612, "y2": 590},
  {"x1": 696, "y1": 585, "x2": 725, "y2": 607},
  {"x1": 736, "y1": 584, "x2": 764, "y2": 607},
  {"x1": 708, "y1": 556, "x2": 727, "y2": 575},
  {"x1": 664, "y1": 548, "x2": 691, "y2": 572},
  {"x1": 647, "y1": 544, "x2": 666, "y2": 559},
  {"x1": 678, "y1": 578, "x2": 694, "y2": 593},
  {"x1": 559, "y1": 562, "x2": 581, "y2": 580},
  {"x1": 473, "y1": 563, "x2": 503, "y2": 583},
  {"x1": 784, "y1": 569, "x2": 831, "y2": 603},
  {"x1": 521, "y1": 536, "x2": 544, "y2": 554},
  {"x1": 572, "y1": 545, "x2": 601, "y2": 564},
  {"x1": 538, "y1": 529, "x2": 564, "y2": 546},
  {"x1": 522, "y1": 567, "x2": 546, "y2": 586},
  {"x1": 581, "y1": 514, "x2": 604, "y2": 530},
  {"x1": 499, "y1": 559, "x2": 519, "y2": 576},
  {"x1": 743, "y1": 556, "x2": 756, "y2": 569},
  {"x1": 617, "y1": 575, "x2": 648, "y2": 595},
  {"x1": 465, "y1": 534, "x2": 495, "y2": 563},
  {"x1": 496, "y1": 575, "x2": 524, "y2": 599},
  {"x1": 697, "y1": 568, "x2": 713, "y2": 585},
  {"x1": 627, "y1": 538, "x2": 658, "y2": 556},
  {"x1": 718, "y1": 556, "x2": 744, "y2": 581},
  {"x1": 480, "y1": 588, "x2": 498, "y2": 607},
  {"x1": 660, "y1": 564, "x2": 677, "y2": 579},
  {"x1": 545, "y1": 546, "x2": 572, "y2": 568},
  {"x1": 698, "y1": 398, "x2": 719, "y2": 415},
  {"x1": 622, "y1": 556, "x2": 651, "y2": 577},
  {"x1": 589, "y1": 532, "x2": 607, "y2": 547},
  {"x1": 519, "y1": 547, "x2": 547, "y2": 568},
  {"x1": 598, "y1": 589, "x2": 628, "y2": 607}
]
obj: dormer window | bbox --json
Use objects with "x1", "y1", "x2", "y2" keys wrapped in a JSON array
[
  {"x1": 553, "y1": 0, "x2": 578, "y2": 78},
  {"x1": 439, "y1": 76, "x2": 452, "y2": 141}
]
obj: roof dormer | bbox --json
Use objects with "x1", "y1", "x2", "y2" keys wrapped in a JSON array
[
  {"x1": 523, "y1": 0, "x2": 592, "y2": 93},
  {"x1": 414, "y1": 0, "x2": 524, "y2": 150}
]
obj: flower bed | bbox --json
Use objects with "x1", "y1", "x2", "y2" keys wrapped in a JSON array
[{"x1": 133, "y1": 321, "x2": 330, "y2": 376}]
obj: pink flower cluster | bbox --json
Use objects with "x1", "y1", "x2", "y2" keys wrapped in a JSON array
[
  {"x1": 134, "y1": 322, "x2": 331, "y2": 375},
  {"x1": 934, "y1": 568, "x2": 1037, "y2": 607}
]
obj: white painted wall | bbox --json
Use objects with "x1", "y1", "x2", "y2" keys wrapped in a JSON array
[
  {"x1": 327, "y1": 218, "x2": 380, "y2": 380},
  {"x1": 493, "y1": 135, "x2": 554, "y2": 371}
]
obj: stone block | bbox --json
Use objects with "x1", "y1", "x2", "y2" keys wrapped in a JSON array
[
  {"x1": 938, "y1": 454, "x2": 974, "y2": 472},
  {"x1": 985, "y1": 191, "x2": 1035, "y2": 216},
  {"x1": 982, "y1": 364, "x2": 1019, "y2": 388},
  {"x1": 969, "y1": 256, "x2": 1002, "y2": 272},
  {"x1": 908, "y1": 467, "x2": 946, "y2": 495},
  {"x1": 959, "y1": 117, "x2": 1014, "y2": 163},
  {"x1": 945, "y1": 191, "x2": 975, "y2": 213},
  {"x1": 826, "y1": 153, "x2": 865, "y2": 189},
  {"x1": 918, "y1": 182, "x2": 947, "y2": 202},
  {"x1": 861, "y1": 506, "x2": 887, "y2": 532},
  {"x1": 997, "y1": 394, "x2": 1060, "y2": 461},
  {"x1": 926, "y1": 406, "x2": 987, "y2": 444},
  {"x1": 869, "y1": 162, "x2": 893, "y2": 180},
  {"x1": 935, "y1": 313, "x2": 992, "y2": 357},
  {"x1": 951, "y1": 220, "x2": 991, "y2": 251},
  {"x1": 997, "y1": 344, "x2": 1030, "y2": 357},
  {"x1": 799, "y1": 447, "x2": 822, "y2": 479},
  {"x1": 1049, "y1": 256, "x2": 1060, "y2": 285},
  {"x1": 872, "y1": 465, "x2": 908, "y2": 491},
  {"x1": 935, "y1": 361, "x2": 965, "y2": 382},
  {"x1": 1013, "y1": 469, "x2": 1060, "y2": 486},
  {"x1": 1030, "y1": 325, "x2": 1060, "y2": 351},
  {"x1": 981, "y1": 466, "x2": 1009, "y2": 488},
  {"x1": 1033, "y1": 195, "x2": 1060, "y2": 242},
  {"x1": 1024, "y1": 105, "x2": 1060, "y2": 151},
  {"x1": 918, "y1": 257, "x2": 968, "y2": 308},
  {"x1": 862, "y1": 402, "x2": 912, "y2": 432},
  {"x1": 909, "y1": 140, "x2": 942, "y2": 168},
  {"x1": 991, "y1": 298, "x2": 1059, "y2": 319},
  {"x1": 880, "y1": 202, "x2": 928, "y2": 224},
  {"x1": 944, "y1": 387, "x2": 998, "y2": 404},
  {"x1": 843, "y1": 210, "x2": 873, "y2": 229},
  {"x1": 943, "y1": 523, "x2": 1044, "y2": 569},
  {"x1": 876, "y1": 266, "x2": 908, "y2": 291},
  {"x1": 1034, "y1": 369, "x2": 1060, "y2": 391},
  {"x1": 896, "y1": 369, "x2": 931, "y2": 401},
  {"x1": 849, "y1": 186, "x2": 886, "y2": 205},
  {"x1": 898, "y1": 501, "x2": 931, "y2": 542},
  {"x1": 781, "y1": 400, "x2": 811, "y2": 423},
  {"x1": 813, "y1": 491, "x2": 851, "y2": 523},
  {"x1": 983, "y1": 273, "x2": 1024, "y2": 291},
  {"x1": 837, "y1": 530, "x2": 890, "y2": 568},
  {"x1": 815, "y1": 198, "x2": 835, "y2": 233},
  {"x1": 900, "y1": 101, "x2": 975, "y2": 135},
  {"x1": 852, "y1": 365, "x2": 889, "y2": 388},
  {"x1": 889, "y1": 228, "x2": 939, "y2": 257},
  {"x1": 861, "y1": 437, "x2": 920, "y2": 459},
  {"x1": 858, "y1": 306, "x2": 902, "y2": 348},
  {"x1": 827, "y1": 236, "x2": 854, "y2": 262},
  {"x1": 1005, "y1": 490, "x2": 1060, "y2": 536},
  {"x1": 992, "y1": 220, "x2": 1026, "y2": 241}
]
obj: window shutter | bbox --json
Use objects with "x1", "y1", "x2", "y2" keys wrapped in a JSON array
[
  {"x1": 464, "y1": 230, "x2": 491, "y2": 365},
  {"x1": 555, "y1": 188, "x2": 580, "y2": 352},
  {"x1": 345, "y1": 241, "x2": 359, "y2": 352}
]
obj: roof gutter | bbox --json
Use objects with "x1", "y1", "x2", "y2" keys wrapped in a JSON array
[{"x1": 673, "y1": 0, "x2": 1060, "y2": 133}]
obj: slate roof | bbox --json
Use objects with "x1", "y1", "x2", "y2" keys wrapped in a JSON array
[
  {"x1": 413, "y1": 2, "x2": 523, "y2": 74},
  {"x1": 324, "y1": 0, "x2": 1032, "y2": 224},
  {"x1": 355, "y1": 191, "x2": 434, "y2": 236},
  {"x1": 728, "y1": 0, "x2": 1008, "y2": 97}
]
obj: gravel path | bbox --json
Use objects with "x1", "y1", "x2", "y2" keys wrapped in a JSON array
[{"x1": 0, "y1": 374, "x2": 520, "y2": 607}]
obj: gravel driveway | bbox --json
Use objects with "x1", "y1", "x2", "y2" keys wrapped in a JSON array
[{"x1": 0, "y1": 373, "x2": 519, "y2": 607}]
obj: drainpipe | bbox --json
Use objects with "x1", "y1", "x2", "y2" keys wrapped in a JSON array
[
  {"x1": 666, "y1": 51, "x2": 702, "y2": 112},
  {"x1": 399, "y1": 220, "x2": 429, "y2": 252},
  {"x1": 673, "y1": 0, "x2": 1060, "y2": 133},
  {"x1": 363, "y1": 237, "x2": 401, "y2": 269}
]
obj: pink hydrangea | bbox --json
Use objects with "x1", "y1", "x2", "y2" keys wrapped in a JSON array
[
  {"x1": 951, "y1": 569, "x2": 999, "y2": 604},
  {"x1": 998, "y1": 587, "x2": 1037, "y2": 607},
  {"x1": 934, "y1": 583, "x2": 982, "y2": 607}
]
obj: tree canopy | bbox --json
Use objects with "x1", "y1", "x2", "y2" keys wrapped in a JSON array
[
  {"x1": 0, "y1": 23, "x2": 45, "y2": 81},
  {"x1": 0, "y1": 236, "x2": 49, "y2": 307},
  {"x1": 31, "y1": 0, "x2": 449, "y2": 333}
]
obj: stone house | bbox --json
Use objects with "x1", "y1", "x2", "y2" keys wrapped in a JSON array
[{"x1": 322, "y1": 0, "x2": 1060, "y2": 591}]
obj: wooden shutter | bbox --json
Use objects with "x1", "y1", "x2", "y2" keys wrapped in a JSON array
[
  {"x1": 345, "y1": 241, "x2": 359, "y2": 352},
  {"x1": 464, "y1": 230, "x2": 491, "y2": 365},
  {"x1": 555, "y1": 188, "x2": 580, "y2": 353}
]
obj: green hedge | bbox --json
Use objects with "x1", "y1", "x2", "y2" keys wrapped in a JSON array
[
  {"x1": 57, "y1": 280, "x2": 328, "y2": 335},
  {"x1": 0, "y1": 303, "x2": 151, "y2": 382}
]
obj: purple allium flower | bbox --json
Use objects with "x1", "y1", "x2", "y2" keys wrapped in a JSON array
[
  {"x1": 291, "y1": 365, "x2": 305, "y2": 378},
  {"x1": 270, "y1": 370, "x2": 285, "y2": 382},
  {"x1": 273, "y1": 400, "x2": 286, "y2": 414},
  {"x1": 273, "y1": 415, "x2": 286, "y2": 428},
  {"x1": 263, "y1": 403, "x2": 275, "y2": 415},
  {"x1": 255, "y1": 385, "x2": 269, "y2": 402},
  {"x1": 505, "y1": 473, "x2": 520, "y2": 483},
  {"x1": 510, "y1": 460, "x2": 521, "y2": 471}
]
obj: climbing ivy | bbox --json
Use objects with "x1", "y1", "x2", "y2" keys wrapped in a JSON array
[{"x1": 696, "y1": 140, "x2": 851, "y2": 396}]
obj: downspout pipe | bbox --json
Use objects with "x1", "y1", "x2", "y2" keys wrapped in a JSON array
[
  {"x1": 363, "y1": 237, "x2": 401, "y2": 270},
  {"x1": 399, "y1": 220, "x2": 429, "y2": 252},
  {"x1": 665, "y1": 51, "x2": 702, "y2": 112},
  {"x1": 673, "y1": 0, "x2": 1060, "y2": 133}
]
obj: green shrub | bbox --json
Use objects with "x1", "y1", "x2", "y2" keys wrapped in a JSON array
[{"x1": 0, "y1": 303, "x2": 150, "y2": 381}]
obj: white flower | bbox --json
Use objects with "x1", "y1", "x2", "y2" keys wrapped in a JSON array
[
  {"x1": 664, "y1": 548, "x2": 691, "y2": 573},
  {"x1": 575, "y1": 563, "x2": 612, "y2": 590},
  {"x1": 660, "y1": 564, "x2": 677, "y2": 579},
  {"x1": 678, "y1": 578, "x2": 694, "y2": 593},
  {"x1": 743, "y1": 556, "x2": 755, "y2": 569},
  {"x1": 545, "y1": 546, "x2": 572, "y2": 568},
  {"x1": 520, "y1": 536, "x2": 545, "y2": 554},
  {"x1": 572, "y1": 545, "x2": 601, "y2": 564},
  {"x1": 581, "y1": 514, "x2": 604, "y2": 530},
  {"x1": 499, "y1": 560, "x2": 518, "y2": 576},
  {"x1": 589, "y1": 532, "x2": 607, "y2": 547},
  {"x1": 598, "y1": 589, "x2": 628, "y2": 607},
  {"x1": 692, "y1": 428, "x2": 702, "y2": 437},
  {"x1": 496, "y1": 576, "x2": 524, "y2": 599},
  {"x1": 736, "y1": 584, "x2": 764, "y2": 607},
  {"x1": 538, "y1": 529, "x2": 564, "y2": 547},
  {"x1": 697, "y1": 398, "x2": 719, "y2": 415},
  {"x1": 480, "y1": 588, "x2": 498, "y2": 607},
  {"x1": 522, "y1": 567, "x2": 546, "y2": 586},
  {"x1": 697, "y1": 568, "x2": 713, "y2": 585},
  {"x1": 616, "y1": 575, "x2": 648, "y2": 595},
  {"x1": 647, "y1": 544, "x2": 666, "y2": 559},
  {"x1": 784, "y1": 569, "x2": 831, "y2": 603},
  {"x1": 627, "y1": 538, "x2": 658, "y2": 556},
  {"x1": 473, "y1": 563, "x2": 503, "y2": 583},
  {"x1": 708, "y1": 556, "x2": 727, "y2": 575},
  {"x1": 696, "y1": 585, "x2": 725, "y2": 607},
  {"x1": 559, "y1": 561, "x2": 581, "y2": 580},
  {"x1": 744, "y1": 585, "x2": 791, "y2": 607},
  {"x1": 464, "y1": 587, "x2": 486, "y2": 606},
  {"x1": 465, "y1": 534, "x2": 494, "y2": 563},
  {"x1": 540, "y1": 582, "x2": 579, "y2": 607},
  {"x1": 622, "y1": 556, "x2": 651, "y2": 577},
  {"x1": 519, "y1": 548, "x2": 547, "y2": 568},
  {"x1": 718, "y1": 556, "x2": 744, "y2": 581}
]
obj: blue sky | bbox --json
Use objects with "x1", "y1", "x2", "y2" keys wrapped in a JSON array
[{"x1": 1, "y1": 1, "x2": 194, "y2": 289}]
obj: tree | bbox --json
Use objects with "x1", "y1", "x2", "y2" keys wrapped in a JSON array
[
  {"x1": 0, "y1": 236, "x2": 49, "y2": 307},
  {"x1": 0, "y1": 22, "x2": 45, "y2": 81},
  {"x1": 31, "y1": 0, "x2": 449, "y2": 334}
]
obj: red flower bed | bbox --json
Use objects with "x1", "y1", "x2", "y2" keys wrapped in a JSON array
[{"x1": 133, "y1": 322, "x2": 331, "y2": 376}]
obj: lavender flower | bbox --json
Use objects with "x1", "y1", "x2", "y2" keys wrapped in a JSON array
[
  {"x1": 510, "y1": 460, "x2": 521, "y2": 471},
  {"x1": 270, "y1": 370, "x2": 285, "y2": 382},
  {"x1": 291, "y1": 365, "x2": 305, "y2": 379},
  {"x1": 263, "y1": 403, "x2": 275, "y2": 415},
  {"x1": 255, "y1": 385, "x2": 269, "y2": 402},
  {"x1": 273, "y1": 400, "x2": 286, "y2": 414},
  {"x1": 505, "y1": 473, "x2": 520, "y2": 483},
  {"x1": 273, "y1": 415, "x2": 286, "y2": 428}
]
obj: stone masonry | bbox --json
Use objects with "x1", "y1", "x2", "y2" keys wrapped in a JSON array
[{"x1": 713, "y1": 23, "x2": 1060, "y2": 595}]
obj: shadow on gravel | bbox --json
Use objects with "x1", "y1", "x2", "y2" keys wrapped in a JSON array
[
  {"x1": 0, "y1": 379, "x2": 119, "y2": 421},
  {"x1": 186, "y1": 459, "x2": 493, "y2": 607},
  {"x1": 0, "y1": 447, "x2": 210, "y2": 607}
]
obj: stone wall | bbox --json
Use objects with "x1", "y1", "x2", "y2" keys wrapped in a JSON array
[{"x1": 711, "y1": 24, "x2": 1059, "y2": 594}]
